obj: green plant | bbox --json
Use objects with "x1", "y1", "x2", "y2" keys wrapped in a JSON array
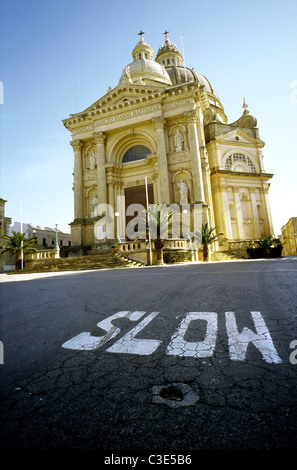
[
  {"x1": 197, "y1": 223, "x2": 224, "y2": 262},
  {"x1": 163, "y1": 251, "x2": 191, "y2": 264},
  {"x1": 247, "y1": 236, "x2": 283, "y2": 258},
  {"x1": 1, "y1": 231, "x2": 37, "y2": 269},
  {"x1": 136, "y1": 204, "x2": 178, "y2": 265}
]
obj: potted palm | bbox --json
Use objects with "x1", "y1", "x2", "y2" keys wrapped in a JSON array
[
  {"x1": 137, "y1": 204, "x2": 176, "y2": 265},
  {"x1": 200, "y1": 223, "x2": 224, "y2": 262}
]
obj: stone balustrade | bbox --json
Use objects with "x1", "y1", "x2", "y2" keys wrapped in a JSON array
[
  {"x1": 25, "y1": 248, "x2": 60, "y2": 262},
  {"x1": 117, "y1": 238, "x2": 200, "y2": 264}
]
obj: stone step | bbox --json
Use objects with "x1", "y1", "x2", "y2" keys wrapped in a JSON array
[
  {"x1": 21, "y1": 252, "x2": 145, "y2": 273},
  {"x1": 210, "y1": 251, "x2": 244, "y2": 261}
]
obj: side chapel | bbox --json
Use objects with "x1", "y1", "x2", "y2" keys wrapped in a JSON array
[{"x1": 63, "y1": 31, "x2": 274, "y2": 254}]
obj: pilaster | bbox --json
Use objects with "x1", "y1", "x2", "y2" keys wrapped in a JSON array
[
  {"x1": 233, "y1": 186, "x2": 245, "y2": 239},
  {"x1": 93, "y1": 131, "x2": 107, "y2": 206},
  {"x1": 152, "y1": 117, "x2": 170, "y2": 204},
  {"x1": 249, "y1": 188, "x2": 260, "y2": 238},
  {"x1": 184, "y1": 111, "x2": 205, "y2": 204}
]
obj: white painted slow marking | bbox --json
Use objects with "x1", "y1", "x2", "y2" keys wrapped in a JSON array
[
  {"x1": 62, "y1": 310, "x2": 283, "y2": 364},
  {"x1": 225, "y1": 311, "x2": 282, "y2": 363},
  {"x1": 62, "y1": 311, "x2": 146, "y2": 350},
  {"x1": 166, "y1": 312, "x2": 218, "y2": 358},
  {"x1": 106, "y1": 312, "x2": 161, "y2": 355}
]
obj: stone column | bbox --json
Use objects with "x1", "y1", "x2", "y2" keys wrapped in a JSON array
[
  {"x1": 185, "y1": 111, "x2": 205, "y2": 203},
  {"x1": 152, "y1": 117, "x2": 170, "y2": 204},
  {"x1": 93, "y1": 131, "x2": 107, "y2": 206},
  {"x1": 70, "y1": 140, "x2": 83, "y2": 219}
]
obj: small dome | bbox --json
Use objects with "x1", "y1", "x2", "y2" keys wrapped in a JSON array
[{"x1": 132, "y1": 36, "x2": 154, "y2": 61}]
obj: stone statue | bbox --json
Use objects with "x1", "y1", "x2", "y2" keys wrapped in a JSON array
[
  {"x1": 120, "y1": 65, "x2": 132, "y2": 83},
  {"x1": 177, "y1": 179, "x2": 188, "y2": 204},
  {"x1": 174, "y1": 130, "x2": 184, "y2": 152},
  {"x1": 89, "y1": 150, "x2": 95, "y2": 170},
  {"x1": 91, "y1": 194, "x2": 98, "y2": 217}
]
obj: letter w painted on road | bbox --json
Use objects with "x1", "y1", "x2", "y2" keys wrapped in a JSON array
[{"x1": 225, "y1": 311, "x2": 282, "y2": 364}]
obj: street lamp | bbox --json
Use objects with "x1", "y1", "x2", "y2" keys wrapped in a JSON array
[
  {"x1": 115, "y1": 212, "x2": 121, "y2": 243},
  {"x1": 54, "y1": 222, "x2": 60, "y2": 258},
  {"x1": 183, "y1": 209, "x2": 190, "y2": 239}
]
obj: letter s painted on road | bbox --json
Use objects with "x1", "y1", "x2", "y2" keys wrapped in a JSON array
[{"x1": 289, "y1": 340, "x2": 297, "y2": 365}]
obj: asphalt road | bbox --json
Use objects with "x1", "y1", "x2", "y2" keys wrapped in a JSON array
[{"x1": 1, "y1": 257, "x2": 297, "y2": 457}]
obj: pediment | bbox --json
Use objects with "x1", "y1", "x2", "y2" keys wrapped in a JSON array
[
  {"x1": 83, "y1": 83, "x2": 165, "y2": 116},
  {"x1": 216, "y1": 128, "x2": 264, "y2": 146}
]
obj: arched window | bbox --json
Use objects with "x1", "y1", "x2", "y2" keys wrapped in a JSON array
[
  {"x1": 122, "y1": 145, "x2": 151, "y2": 163},
  {"x1": 225, "y1": 153, "x2": 256, "y2": 173}
]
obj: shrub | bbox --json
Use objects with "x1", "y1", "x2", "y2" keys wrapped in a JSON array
[{"x1": 163, "y1": 251, "x2": 191, "y2": 264}]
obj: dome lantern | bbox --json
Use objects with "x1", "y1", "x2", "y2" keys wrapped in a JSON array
[
  {"x1": 132, "y1": 30, "x2": 154, "y2": 61},
  {"x1": 155, "y1": 31, "x2": 183, "y2": 67}
]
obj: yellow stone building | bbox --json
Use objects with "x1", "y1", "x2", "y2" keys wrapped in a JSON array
[
  {"x1": 281, "y1": 218, "x2": 297, "y2": 255},
  {"x1": 63, "y1": 32, "x2": 274, "y2": 255}
]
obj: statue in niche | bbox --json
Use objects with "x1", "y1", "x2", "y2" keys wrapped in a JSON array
[
  {"x1": 89, "y1": 150, "x2": 96, "y2": 170},
  {"x1": 174, "y1": 130, "x2": 184, "y2": 152},
  {"x1": 177, "y1": 179, "x2": 188, "y2": 204},
  {"x1": 91, "y1": 194, "x2": 98, "y2": 217}
]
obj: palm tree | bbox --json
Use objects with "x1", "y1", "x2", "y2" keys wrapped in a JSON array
[
  {"x1": 199, "y1": 223, "x2": 224, "y2": 262},
  {"x1": 1, "y1": 231, "x2": 36, "y2": 270},
  {"x1": 136, "y1": 204, "x2": 176, "y2": 265}
]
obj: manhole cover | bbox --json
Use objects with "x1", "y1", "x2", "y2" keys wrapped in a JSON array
[{"x1": 152, "y1": 383, "x2": 199, "y2": 408}]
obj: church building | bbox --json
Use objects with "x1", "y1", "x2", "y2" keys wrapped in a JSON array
[{"x1": 63, "y1": 31, "x2": 274, "y2": 256}]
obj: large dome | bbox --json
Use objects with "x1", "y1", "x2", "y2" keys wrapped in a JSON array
[
  {"x1": 119, "y1": 59, "x2": 172, "y2": 86},
  {"x1": 155, "y1": 32, "x2": 219, "y2": 98},
  {"x1": 119, "y1": 34, "x2": 172, "y2": 86},
  {"x1": 166, "y1": 66, "x2": 219, "y2": 97}
]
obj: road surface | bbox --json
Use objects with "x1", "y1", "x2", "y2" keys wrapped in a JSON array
[{"x1": 1, "y1": 257, "x2": 297, "y2": 456}]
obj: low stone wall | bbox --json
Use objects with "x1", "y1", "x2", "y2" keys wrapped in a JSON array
[{"x1": 117, "y1": 239, "x2": 200, "y2": 265}]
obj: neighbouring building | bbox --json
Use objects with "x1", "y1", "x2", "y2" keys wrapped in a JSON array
[
  {"x1": 62, "y1": 31, "x2": 275, "y2": 255},
  {"x1": 9, "y1": 222, "x2": 71, "y2": 254},
  {"x1": 281, "y1": 217, "x2": 297, "y2": 255}
]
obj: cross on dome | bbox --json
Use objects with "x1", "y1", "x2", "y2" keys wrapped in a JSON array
[{"x1": 138, "y1": 30, "x2": 145, "y2": 39}]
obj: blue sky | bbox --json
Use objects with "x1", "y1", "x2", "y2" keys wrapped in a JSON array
[{"x1": 0, "y1": 0, "x2": 296, "y2": 235}]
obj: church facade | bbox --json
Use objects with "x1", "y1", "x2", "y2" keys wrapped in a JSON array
[{"x1": 63, "y1": 32, "x2": 274, "y2": 254}]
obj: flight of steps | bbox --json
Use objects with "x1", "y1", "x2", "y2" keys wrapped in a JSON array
[
  {"x1": 210, "y1": 251, "x2": 245, "y2": 261},
  {"x1": 20, "y1": 251, "x2": 145, "y2": 274}
]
